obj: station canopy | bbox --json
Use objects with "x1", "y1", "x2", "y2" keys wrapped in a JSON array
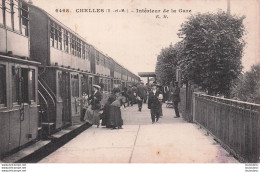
[{"x1": 138, "y1": 72, "x2": 156, "y2": 77}]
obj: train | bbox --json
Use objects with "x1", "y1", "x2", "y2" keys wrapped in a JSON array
[{"x1": 0, "y1": 0, "x2": 140, "y2": 159}]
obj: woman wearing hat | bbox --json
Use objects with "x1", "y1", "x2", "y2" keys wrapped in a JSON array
[
  {"x1": 101, "y1": 88, "x2": 117, "y2": 128},
  {"x1": 87, "y1": 85, "x2": 102, "y2": 127},
  {"x1": 108, "y1": 88, "x2": 124, "y2": 129}
]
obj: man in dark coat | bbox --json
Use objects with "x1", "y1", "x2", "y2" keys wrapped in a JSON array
[
  {"x1": 127, "y1": 85, "x2": 133, "y2": 106},
  {"x1": 137, "y1": 82, "x2": 145, "y2": 111},
  {"x1": 143, "y1": 85, "x2": 148, "y2": 103},
  {"x1": 172, "y1": 81, "x2": 181, "y2": 118},
  {"x1": 148, "y1": 83, "x2": 161, "y2": 123}
]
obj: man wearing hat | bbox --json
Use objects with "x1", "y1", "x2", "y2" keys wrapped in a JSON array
[
  {"x1": 148, "y1": 83, "x2": 161, "y2": 123},
  {"x1": 137, "y1": 82, "x2": 145, "y2": 112},
  {"x1": 172, "y1": 81, "x2": 181, "y2": 118},
  {"x1": 127, "y1": 85, "x2": 134, "y2": 106},
  {"x1": 88, "y1": 84, "x2": 102, "y2": 127}
]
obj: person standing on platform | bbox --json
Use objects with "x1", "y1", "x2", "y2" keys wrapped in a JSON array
[
  {"x1": 173, "y1": 81, "x2": 181, "y2": 118},
  {"x1": 148, "y1": 83, "x2": 161, "y2": 124},
  {"x1": 109, "y1": 88, "x2": 124, "y2": 129},
  {"x1": 143, "y1": 84, "x2": 148, "y2": 103},
  {"x1": 80, "y1": 92, "x2": 88, "y2": 121},
  {"x1": 101, "y1": 88, "x2": 117, "y2": 128},
  {"x1": 127, "y1": 85, "x2": 133, "y2": 106},
  {"x1": 157, "y1": 84, "x2": 164, "y2": 117},
  {"x1": 137, "y1": 82, "x2": 145, "y2": 112},
  {"x1": 132, "y1": 85, "x2": 137, "y2": 104},
  {"x1": 88, "y1": 85, "x2": 102, "y2": 127},
  {"x1": 163, "y1": 85, "x2": 169, "y2": 103},
  {"x1": 122, "y1": 87, "x2": 128, "y2": 108}
]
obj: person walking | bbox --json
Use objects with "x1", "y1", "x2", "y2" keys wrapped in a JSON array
[
  {"x1": 148, "y1": 83, "x2": 161, "y2": 124},
  {"x1": 173, "y1": 81, "x2": 181, "y2": 118},
  {"x1": 137, "y1": 82, "x2": 145, "y2": 112},
  {"x1": 143, "y1": 84, "x2": 148, "y2": 103},
  {"x1": 88, "y1": 85, "x2": 102, "y2": 127},
  {"x1": 127, "y1": 85, "x2": 134, "y2": 106}
]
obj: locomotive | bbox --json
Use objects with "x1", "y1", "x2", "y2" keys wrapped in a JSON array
[{"x1": 0, "y1": 0, "x2": 140, "y2": 159}]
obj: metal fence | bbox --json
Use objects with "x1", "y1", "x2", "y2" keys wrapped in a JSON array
[{"x1": 193, "y1": 93, "x2": 260, "y2": 162}]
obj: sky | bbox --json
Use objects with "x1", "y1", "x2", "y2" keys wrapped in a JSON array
[{"x1": 31, "y1": 0, "x2": 259, "y2": 76}]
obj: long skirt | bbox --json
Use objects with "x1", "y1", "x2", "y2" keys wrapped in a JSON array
[
  {"x1": 101, "y1": 104, "x2": 110, "y2": 127},
  {"x1": 84, "y1": 105, "x2": 100, "y2": 125},
  {"x1": 92, "y1": 110, "x2": 100, "y2": 126},
  {"x1": 84, "y1": 105, "x2": 94, "y2": 124},
  {"x1": 108, "y1": 105, "x2": 123, "y2": 128}
]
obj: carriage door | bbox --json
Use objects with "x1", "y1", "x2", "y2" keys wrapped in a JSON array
[
  {"x1": 61, "y1": 71, "x2": 71, "y2": 125},
  {"x1": 70, "y1": 73, "x2": 80, "y2": 122}
]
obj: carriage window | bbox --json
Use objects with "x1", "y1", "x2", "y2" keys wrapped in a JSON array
[
  {"x1": 63, "y1": 30, "x2": 69, "y2": 53},
  {"x1": 81, "y1": 76, "x2": 88, "y2": 95},
  {"x1": 70, "y1": 35, "x2": 75, "y2": 55},
  {"x1": 12, "y1": 66, "x2": 19, "y2": 103},
  {"x1": 82, "y1": 44, "x2": 85, "y2": 59},
  {"x1": 21, "y1": 68, "x2": 28, "y2": 103},
  {"x1": 54, "y1": 24, "x2": 58, "y2": 48},
  {"x1": 0, "y1": 1, "x2": 3, "y2": 25},
  {"x1": 50, "y1": 21, "x2": 54, "y2": 47},
  {"x1": 0, "y1": 65, "x2": 6, "y2": 107},
  {"x1": 5, "y1": 0, "x2": 12, "y2": 28},
  {"x1": 58, "y1": 27, "x2": 62, "y2": 50},
  {"x1": 71, "y1": 74, "x2": 79, "y2": 97},
  {"x1": 21, "y1": 1, "x2": 29, "y2": 36},
  {"x1": 78, "y1": 39, "x2": 81, "y2": 58},
  {"x1": 57, "y1": 71, "x2": 62, "y2": 98},
  {"x1": 28, "y1": 69, "x2": 35, "y2": 101},
  {"x1": 13, "y1": 0, "x2": 20, "y2": 32}
]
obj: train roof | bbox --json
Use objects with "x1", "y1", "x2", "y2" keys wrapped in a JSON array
[{"x1": 29, "y1": 2, "x2": 140, "y2": 80}]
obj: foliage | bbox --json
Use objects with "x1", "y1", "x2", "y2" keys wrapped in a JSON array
[
  {"x1": 155, "y1": 43, "x2": 183, "y2": 85},
  {"x1": 231, "y1": 64, "x2": 260, "y2": 104},
  {"x1": 178, "y1": 11, "x2": 246, "y2": 96}
]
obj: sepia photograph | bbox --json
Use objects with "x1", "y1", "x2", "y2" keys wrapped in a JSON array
[{"x1": 0, "y1": 0, "x2": 259, "y2": 171}]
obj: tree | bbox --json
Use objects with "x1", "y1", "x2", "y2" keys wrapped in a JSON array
[
  {"x1": 231, "y1": 64, "x2": 260, "y2": 104},
  {"x1": 178, "y1": 11, "x2": 246, "y2": 97},
  {"x1": 155, "y1": 43, "x2": 182, "y2": 85}
]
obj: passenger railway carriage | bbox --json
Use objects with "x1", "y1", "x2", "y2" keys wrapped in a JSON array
[
  {"x1": 0, "y1": 0, "x2": 140, "y2": 159},
  {"x1": 0, "y1": 0, "x2": 39, "y2": 159}
]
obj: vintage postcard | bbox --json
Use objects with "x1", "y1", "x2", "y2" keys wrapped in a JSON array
[{"x1": 0, "y1": 0, "x2": 259, "y2": 171}]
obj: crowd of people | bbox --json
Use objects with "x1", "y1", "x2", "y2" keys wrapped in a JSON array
[{"x1": 80, "y1": 81, "x2": 181, "y2": 129}]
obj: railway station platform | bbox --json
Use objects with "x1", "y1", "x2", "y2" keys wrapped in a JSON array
[
  {"x1": 37, "y1": 103, "x2": 238, "y2": 163},
  {"x1": 1, "y1": 120, "x2": 91, "y2": 163}
]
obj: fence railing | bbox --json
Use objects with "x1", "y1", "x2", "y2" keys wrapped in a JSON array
[{"x1": 193, "y1": 92, "x2": 260, "y2": 162}]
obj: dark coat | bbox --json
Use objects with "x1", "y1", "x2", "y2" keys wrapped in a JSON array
[
  {"x1": 137, "y1": 85, "x2": 146, "y2": 99},
  {"x1": 172, "y1": 86, "x2": 180, "y2": 102},
  {"x1": 148, "y1": 90, "x2": 161, "y2": 110},
  {"x1": 88, "y1": 91, "x2": 102, "y2": 110}
]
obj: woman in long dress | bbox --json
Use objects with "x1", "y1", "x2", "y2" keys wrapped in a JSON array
[
  {"x1": 108, "y1": 89, "x2": 124, "y2": 129},
  {"x1": 101, "y1": 89, "x2": 117, "y2": 128},
  {"x1": 85, "y1": 85, "x2": 102, "y2": 127}
]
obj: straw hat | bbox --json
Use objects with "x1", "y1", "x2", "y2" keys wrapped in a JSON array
[{"x1": 93, "y1": 84, "x2": 101, "y2": 89}]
